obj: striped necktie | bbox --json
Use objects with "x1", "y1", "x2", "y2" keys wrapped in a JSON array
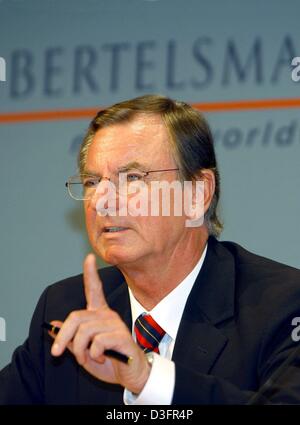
[{"x1": 134, "y1": 313, "x2": 166, "y2": 353}]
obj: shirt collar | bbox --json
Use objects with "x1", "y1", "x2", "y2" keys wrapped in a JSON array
[{"x1": 128, "y1": 244, "x2": 207, "y2": 340}]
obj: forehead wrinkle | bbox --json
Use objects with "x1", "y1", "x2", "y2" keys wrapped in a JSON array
[
  {"x1": 85, "y1": 115, "x2": 175, "y2": 174},
  {"x1": 85, "y1": 161, "x2": 149, "y2": 176},
  {"x1": 86, "y1": 142, "x2": 148, "y2": 175}
]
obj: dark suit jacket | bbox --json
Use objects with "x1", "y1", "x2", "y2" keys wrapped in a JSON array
[{"x1": 1, "y1": 237, "x2": 300, "y2": 404}]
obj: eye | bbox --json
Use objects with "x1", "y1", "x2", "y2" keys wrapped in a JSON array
[
  {"x1": 82, "y1": 178, "x2": 99, "y2": 188},
  {"x1": 127, "y1": 173, "x2": 144, "y2": 182}
]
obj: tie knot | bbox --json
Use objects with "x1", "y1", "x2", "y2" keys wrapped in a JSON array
[{"x1": 134, "y1": 314, "x2": 166, "y2": 353}]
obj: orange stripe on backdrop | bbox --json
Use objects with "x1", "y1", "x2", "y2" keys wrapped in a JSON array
[
  {"x1": 0, "y1": 107, "x2": 100, "y2": 124},
  {"x1": 0, "y1": 98, "x2": 300, "y2": 124}
]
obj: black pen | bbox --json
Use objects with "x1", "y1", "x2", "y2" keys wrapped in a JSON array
[{"x1": 42, "y1": 321, "x2": 132, "y2": 365}]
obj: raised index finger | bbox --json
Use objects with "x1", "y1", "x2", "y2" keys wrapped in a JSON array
[{"x1": 83, "y1": 253, "x2": 108, "y2": 311}]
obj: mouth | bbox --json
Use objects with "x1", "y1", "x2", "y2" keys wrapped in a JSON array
[{"x1": 103, "y1": 226, "x2": 129, "y2": 233}]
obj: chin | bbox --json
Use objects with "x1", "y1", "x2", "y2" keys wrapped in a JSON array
[{"x1": 97, "y1": 246, "x2": 136, "y2": 266}]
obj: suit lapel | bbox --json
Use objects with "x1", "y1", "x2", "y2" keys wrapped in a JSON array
[
  {"x1": 172, "y1": 237, "x2": 236, "y2": 374},
  {"x1": 106, "y1": 280, "x2": 132, "y2": 331}
]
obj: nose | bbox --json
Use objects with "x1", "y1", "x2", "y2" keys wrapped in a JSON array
[{"x1": 89, "y1": 177, "x2": 121, "y2": 215}]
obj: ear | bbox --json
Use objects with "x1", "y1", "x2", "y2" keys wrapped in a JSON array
[
  {"x1": 198, "y1": 169, "x2": 216, "y2": 215},
  {"x1": 184, "y1": 169, "x2": 215, "y2": 228}
]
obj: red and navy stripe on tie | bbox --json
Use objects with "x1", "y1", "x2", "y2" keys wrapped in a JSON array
[{"x1": 134, "y1": 314, "x2": 166, "y2": 353}]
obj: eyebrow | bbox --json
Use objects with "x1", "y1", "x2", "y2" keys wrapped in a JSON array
[
  {"x1": 118, "y1": 161, "x2": 148, "y2": 172},
  {"x1": 84, "y1": 161, "x2": 148, "y2": 176}
]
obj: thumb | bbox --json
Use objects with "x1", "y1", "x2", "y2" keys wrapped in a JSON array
[{"x1": 49, "y1": 320, "x2": 73, "y2": 355}]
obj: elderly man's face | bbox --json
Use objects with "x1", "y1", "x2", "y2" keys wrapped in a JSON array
[{"x1": 84, "y1": 114, "x2": 190, "y2": 268}]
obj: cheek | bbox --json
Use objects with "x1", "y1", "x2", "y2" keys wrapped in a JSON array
[
  {"x1": 84, "y1": 207, "x2": 97, "y2": 238},
  {"x1": 138, "y1": 216, "x2": 166, "y2": 241}
]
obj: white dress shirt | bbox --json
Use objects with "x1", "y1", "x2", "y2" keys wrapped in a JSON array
[{"x1": 124, "y1": 244, "x2": 207, "y2": 405}]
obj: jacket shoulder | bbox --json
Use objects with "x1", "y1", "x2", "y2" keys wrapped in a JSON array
[
  {"x1": 218, "y1": 238, "x2": 300, "y2": 313},
  {"x1": 220, "y1": 239, "x2": 300, "y2": 278}
]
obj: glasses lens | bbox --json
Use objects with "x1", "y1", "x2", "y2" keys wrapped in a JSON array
[
  {"x1": 67, "y1": 176, "x2": 84, "y2": 200},
  {"x1": 68, "y1": 175, "x2": 103, "y2": 200}
]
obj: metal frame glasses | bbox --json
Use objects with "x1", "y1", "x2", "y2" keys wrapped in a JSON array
[{"x1": 65, "y1": 168, "x2": 180, "y2": 200}]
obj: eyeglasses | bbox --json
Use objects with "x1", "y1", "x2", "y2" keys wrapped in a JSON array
[{"x1": 65, "y1": 168, "x2": 179, "y2": 200}]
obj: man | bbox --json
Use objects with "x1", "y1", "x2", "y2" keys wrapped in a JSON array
[{"x1": 1, "y1": 94, "x2": 300, "y2": 404}]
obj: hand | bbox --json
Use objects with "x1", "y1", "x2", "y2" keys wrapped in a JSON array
[{"x1": 49, "y1": 253, "x2": 150, "y2": 394}]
